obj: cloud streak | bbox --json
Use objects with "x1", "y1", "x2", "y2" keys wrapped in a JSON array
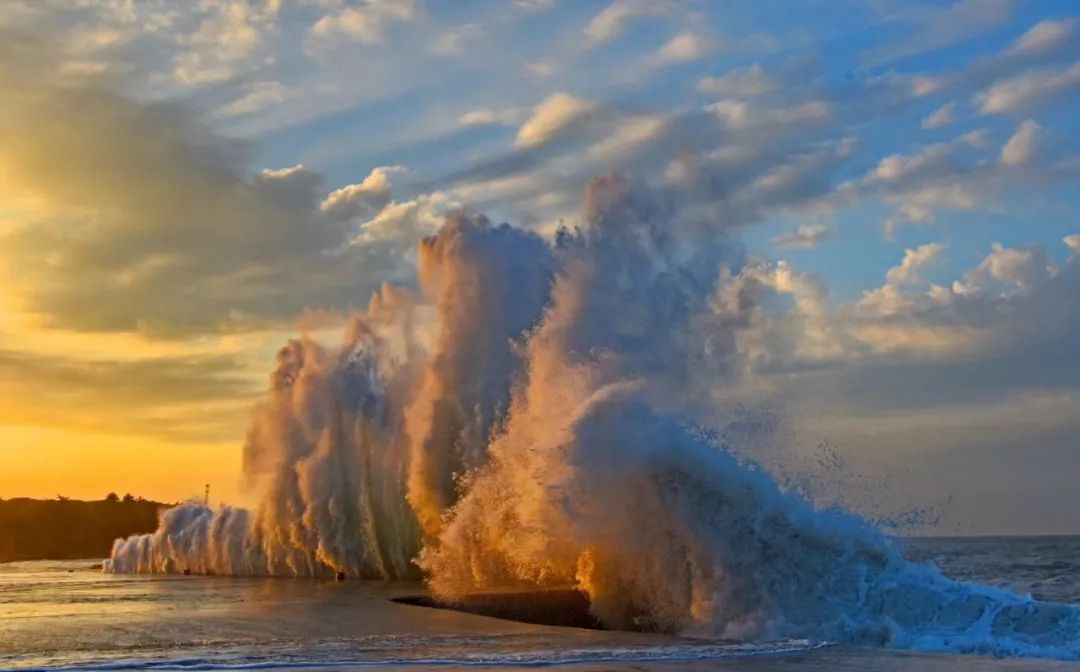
[{"x1": 770, "y1": 223, "x2": 834, "y2": 249}]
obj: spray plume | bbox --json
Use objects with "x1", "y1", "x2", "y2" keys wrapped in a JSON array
[{"x1": 107, "y1": 174, "x2": 1080, "y2": 659}]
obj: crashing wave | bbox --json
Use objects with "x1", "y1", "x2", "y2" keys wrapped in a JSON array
[{"x1": 106, "y1": 174, "x2": 1080, "y2": 661}]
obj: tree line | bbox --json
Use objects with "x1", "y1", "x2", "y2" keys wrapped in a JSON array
[{"x1": 0, "y1": 495, "x2": 173, "y2": 562}]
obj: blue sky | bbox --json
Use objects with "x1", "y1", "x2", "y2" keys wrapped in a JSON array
[
  {"x1": 2, "y1": 0, "x2": 1080, "y2": 533},
  {"x1": 230, "y1": 0, "x2": 1080, "y2": 306}
]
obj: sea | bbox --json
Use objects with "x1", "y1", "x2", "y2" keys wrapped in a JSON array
[{"x1": 3, "y1": 537, "x2": 1080, "y2": 672}]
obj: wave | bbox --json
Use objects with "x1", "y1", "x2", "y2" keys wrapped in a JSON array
[{"x1": 105, "y1": 173, "x2": 1080, "y2": 661}]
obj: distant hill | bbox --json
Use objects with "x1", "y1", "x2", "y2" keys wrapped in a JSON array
[{"x1": 0, "y1": 495, "x2": 174, "y2": 563}]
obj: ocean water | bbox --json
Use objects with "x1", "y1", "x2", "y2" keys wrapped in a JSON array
[{"x1": 4, "y1": 538, "x2": 1080, "y2": 671}]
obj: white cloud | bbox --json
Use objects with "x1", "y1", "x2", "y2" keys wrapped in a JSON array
[
  {"x1": 429, "y1": 23, "x2": 483, "y2": 56},
  {"x1": 770, "y1": 223, "x2": 834, "y2": 249},
  {"x1": 320, "y1": 166, "x2": 408, "y2": 219},
  {"x1": 999, "y1": 119, "x2": 1043, "y2": 165},
  {"x1": 903, "y1": 184, "x2": 978, "y2": 220},
  {"x1": 172, "y1": 0, "x2": 278, "y2": 85},
  {"x1": 922, "y1": 102, "x2": 956, "y2": 129},
  {"x1": 898, "y1": 202, "x2": 936, "y2": 224},
  {"x1": 584, "y1": 0, "x2": 672, "y2": 46},
  {"x1": 974, "y1": 62, "x2": 1080, "y2": 114},
  {"x1": 459, "y1": 107, "x2": 529, "y2": 127},
  {"x1": 962, "y1": 242, "x2": 1057, "y2": 290},
  {"x1": 258, "y1": 165, "x2": 310, "y2": 181},
  {"x1": 868, "y1": 132, "x2": 982, "y2": 183},
  {"x1": 710, "y1": 99, "x2": 830, "y2": 131},
  {"x1": 697, "y1": 64, "x2": 776, "y2": 98},
  {"x1": 847, "y1": 130, "x2": 994, "y2": 229},
  {"x1": 217, "y1": 81, "x2": 290, "y2": 118},
  {"x1": 1066, "y1": 234, "x2": 1080, "y2": 257},
  {"x1": 885, "y1": 243, "x2": 947, "y2": 286},
  {"x1": 515, "y1": 93, "x2": 595, "y2": 148},
  {"x1": 349, "y1": 190, "x2": 454, "y2": 246},
  {"x1": 309, "y1": 0, "x2": 415, "y2": 44},
  {"x1": 650, "y1": 32, "x2": 710, "y2": 66},
  {"x1": 834, "y1": 111, "x2": 1072, "y2": 239},
  {"x1": 727, "y1": 260, "x2": 843, "y2": 363},
  {"x1": 1007, "y1": 18, "x2": 1078, "y2": 55},
  {"x1": 911, "y1": 75, "x2": 945, "y2": 98},
  {"x1": 586, "y1": 114, "x2": 668, "y2": 163}
]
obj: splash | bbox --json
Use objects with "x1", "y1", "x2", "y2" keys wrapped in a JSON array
[{"x1": 107, "y1": 174, "x2": 1080, "y2": 661}]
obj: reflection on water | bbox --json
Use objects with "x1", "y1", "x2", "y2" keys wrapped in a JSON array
[
  {"x1": 6, "y1": 554, "x2": 1080, "y2": 671},
  {"x1": 1, "y1": 560, "x2": 686, "y2": 670}
]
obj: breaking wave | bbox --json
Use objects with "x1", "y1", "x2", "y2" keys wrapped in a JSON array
[{"x1": 106, "y1": 174, "x2": 1080, "y2": 661}]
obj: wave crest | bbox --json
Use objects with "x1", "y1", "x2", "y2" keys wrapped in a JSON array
[{"x1": 106, "y1": 174, "x2": 1080, "y2": 661}]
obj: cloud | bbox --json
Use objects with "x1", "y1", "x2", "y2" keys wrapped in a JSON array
[
  {"x1": 517, "y1": 0, "x2": 556, "y2": 11},
  {"x1": 710, "y1": 99, "x2": 830, "y2": 131},
  {"x1": 459, "y1": 107, "x2": 529, "y2": 127},
  {"x1": 429, "y1": 23, "x2": 483, "y2": 56},
  {"x1": 796, "y1": 237, "x2": 1076, "y2": 368},
  {"x1": 719, "y1": 238, "x2": 1080, "y2": 467},
  {"x1": 0, "y1": 45, "x2": 456, "y2": 339},
  {"x1": 863, "y1": 0, "x2": 1016, "y2": 66},
  {"x1": 974, "y1": 62, "x2": 1080, "y2": 114},
  {"x1": 697, "y1": 64, "x2": 776, "y2": 98},
  {"x1": 999, "y1": 119, "x2": 1043, "y2": 165},
  {"x1": 836, "y1": 128, "x2": 1053, "y2": 231},
  {"x1": 922, "y1": 102, "x2": 956, "y2": 129},
  {"x1": 526, "y1": 60, "x2": 555, "y2": 77},
  {"x1": 217, "y1": 81, "x2": 290, "y2": 118},
  {"x1": 960, "y1": 242, "x2": 1057, "y2": 290},
  {"x1": 770, "y1": 223, "x2": 834, "y2": 249},
  {"x1": 583, "y1": 0, "x2": 673, "y2": 47},
  {"x1": 66, "y1": 24, "x2": 131, "y2": 56},
  {"x1": 885, "y1": 243, "x2": 947, "y2": 286},
  {"x1": 417, "y1": 24, "x2": 1079, "y2": 260},
  {"x1": 319, "y1": 165, "x2": 407, "y2": 219},
  {"x1": 171, "y1": 0, "x2": 279, "y2": 85},
  {"x1": 0, "y1": 346, "x2": 259, "y2": 441},
  {"x1": 586, "y1": 114, "x2": 668, "y2": 163},
  {"x1": 1066, "y1": 234, "x2": 1080, "y2": 257},
  {"x1": 867, "y1": 131, "x2": 986, "y2": 183},
  {"x1": 1007, "y1": 19, "x2": 1078, "y2": 56},
  {"x1": 648, "y1": 32, "x2": 710, "y2": 66},
  {"x1": 0, "y1": 348, "x2": 255, "y2": 406},
  {"x1": 515, "y1": 92, "x2": 596, "y2": 148},
  {"x1": 309, "y1": 0, "x2": 416, "y2": 44}
]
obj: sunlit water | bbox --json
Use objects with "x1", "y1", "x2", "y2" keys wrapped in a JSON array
[{"x1": 4, "y1": 538, "x2": 1080, "y2": 671}]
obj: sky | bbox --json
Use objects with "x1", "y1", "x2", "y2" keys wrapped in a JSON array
[{"x1": 1, "y1": 0, "x2": 1079, "y2": 534}]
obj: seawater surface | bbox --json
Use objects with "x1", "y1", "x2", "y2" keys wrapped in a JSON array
[{"x1": 5, "y1": 537, "x2": 1080, "y2": 671}]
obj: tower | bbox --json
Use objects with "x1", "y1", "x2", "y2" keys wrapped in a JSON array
[{"x1": 204, "y1": 484, "x2": 210, "y2": 506}]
